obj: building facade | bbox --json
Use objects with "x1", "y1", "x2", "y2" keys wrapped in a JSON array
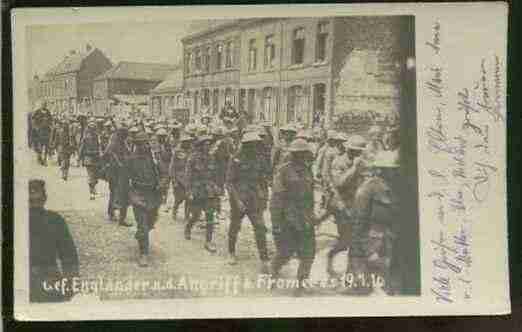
[
  {"x1": 181, "y1": 17, "x2": 406, "y2": 128},
  {"x1": 149, "y1": 67, "x2": 187, "y2": 121},
  {"x1": 93, "y1": 61, "x2": 177, "y2": 116},
  {"x1": 36, "y1": 44, "x2": 113, "y2": 114}
]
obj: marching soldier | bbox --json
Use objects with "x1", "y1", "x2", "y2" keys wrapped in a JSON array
[
  {"x1": 270, "y1": 138, "x2": 318, "y2": 296},
  {"x1": 127, "y1": 131, "x2": 162, "y2": 267},
  {"x1": 154, "y1": 127, "x2": 173, "y2": 210},
  {"x1": 210, "y1": 125, "x2": 233, "y2": 222},
  {"x1": 169, "y1": 133, "x2": 194, "y2": 222},
  {"x1": 322, "y1": 135, "x2": 367, "y2": 277},
  {"x1": 101, "y1": 127, "x2": 133, "y2": 227},
  {"x1": 78, "y1": 119, "x2": 101, "y2": 200},
  {"x1": 31, "y1": 100, "x2": 53, "y2": 166},
  {"x1": 184, "y1": 134, "x2": 220, "y2": 253},
  {"x1": 128, "y1": 126, "x2": 140, "y2": 152},
  {"x1": 271, "y1": 124, "x2": 297, "y2": 174},
  {"x1": 226, "y1": 131, "x2": 270, "y2": 270},
  {"x1": 55, "y1": 117, "x2": 73, "y2": 181},
  {"x1": 100, "y1": 120, "x2": 114, "y2": 152}
]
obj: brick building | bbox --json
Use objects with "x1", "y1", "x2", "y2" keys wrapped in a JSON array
[
  {"x1": 92, "y1": 61, "x2": 177, "y2": 116},
  {"x1": 181, "y1": 17, "x2": 408, "y2": 128},
  {"x1": 36, "y1": 44, "x2": 113, "y2": 114}
]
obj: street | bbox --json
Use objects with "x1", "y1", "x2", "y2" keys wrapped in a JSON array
[{"x1": 29, "y1": 153, "x2": 386, "y2": 300}]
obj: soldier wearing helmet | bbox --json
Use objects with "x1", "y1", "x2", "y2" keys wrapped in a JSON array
[
  {"x1": 153, "y1": 127, "x2": 173, "y2": 210},
  {"x1": 319, "y1": 134, "x2": 368, "y2": 277},
  {"x1": 78, "y1": 119, "x2": 102, "y2": 200},
  {"x1": 184, "y1": 134, "x2": 221, "y2": 253},
  {"x1": 270, "y1": 138, "x2": 318, "y2": 296},
  {"x1": 209, "y1": 125, "x2": 233, "y2": 223},
  {"x1": 169, "y1": 133, "x2": 194, "y2": 222},
  {"x1": 127, "y1": 131, "x2": 161, "y2": 267},
  {"x1": 225, "y1": 131, "x2": 270, "y2": 270},
  {"x1": 271, "y1": 124, "x2": 297, "y2": 175}
]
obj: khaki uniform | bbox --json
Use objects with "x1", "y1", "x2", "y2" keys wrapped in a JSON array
[
  {"x1": 169, "y1": 144, "x2": 190, "y2": 220},
  {"x1": 127, "y1": 149, "x2": 161, "y2": 255},
  {"x1": 270, "y1": 161, "x2": 316, "y2": 284},
  {"x1": 78, "y1": 129, "x2": 101, "y2": 195},
  {"x1": 226, "y1": 151, "x2": 269, "y2": 261}
]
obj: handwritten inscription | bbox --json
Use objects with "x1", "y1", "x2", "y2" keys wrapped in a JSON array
[{"x1": 423, "y1": 20, "x2": 505, "y2": 303}]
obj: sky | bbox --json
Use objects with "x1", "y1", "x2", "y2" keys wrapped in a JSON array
[{"x1": 25, "y1": 19, "x2": 231, "y2": 81}]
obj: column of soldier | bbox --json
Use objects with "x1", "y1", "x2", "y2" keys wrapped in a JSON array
[{"x1": 30, "y1": 102, "x2": 401, "y2": 296}]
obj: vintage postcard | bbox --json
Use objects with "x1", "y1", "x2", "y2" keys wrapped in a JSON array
[{"x1": 12, "y1": 3, "x2": 509, "y2": 320}]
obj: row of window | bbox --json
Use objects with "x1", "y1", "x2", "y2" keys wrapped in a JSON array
[
  {"x1": 40, "y1": 78, "x2": 74, "y2": 97},
  {"x1": 185, "y1": 21, "x2": 330, "y2": 76}
]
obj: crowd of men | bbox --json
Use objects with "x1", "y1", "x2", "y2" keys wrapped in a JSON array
[{"x1": 29, "y1": 99, "x2": 401, "y2": 297}]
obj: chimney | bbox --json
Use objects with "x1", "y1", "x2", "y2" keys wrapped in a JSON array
[
  {"x1": 69, "y1": 50, "x2": 76, "y2": 55},
  {"x1": 86, "y1": 43, "x2": 92, "y2": 52}
]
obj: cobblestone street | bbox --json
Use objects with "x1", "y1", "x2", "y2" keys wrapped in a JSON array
[{"x1": 29, "y1": 153, "x2": 388, "y2": 300}]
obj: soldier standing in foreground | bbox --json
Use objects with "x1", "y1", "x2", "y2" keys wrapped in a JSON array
[
  {"x1": 226, "y1": 131, "x2": 270, "y2": 271},
  {"x1": 29, "y1": 179, "x2": 79, "y2": 302},
  {"x1": 78, "y1": 120, "x2": 101, "y2": 200},
  {"x1": 184, "y1": 134, "x2": 220, "y2": 253},
  {"x1": 127, "y1": 131, "x2": 161, "y2": 267},
  {"x1": 270, "y1": 138, "x2": 318, "y2": 296}
]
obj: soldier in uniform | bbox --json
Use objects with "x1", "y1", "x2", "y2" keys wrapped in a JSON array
[
  {"x1": 271, "y1": 124, "x2": 297, "y2": 174},
  {"x1": 154, "y1": 127, "x2": 173, "y2": 210},
  {"x1": 270, "y1": 138, "x2": 318, "y2": 296},
  {"x1": 128, "y1": 126, "x2": 140, "y2": 152},
  {"x1": 210, "y1": 125, "x2": 233, "y2": 223},
  {"x1": 316, "y1": 131, "x2": 347, "y2": 210},
  {"x1": 101, "y1": 127, "x2": 133, "y2": 227},
  {"x1": 321, "y1": 135, "x2": 367, "y2": 277},
  {"x1": 127, "y1": 131, "x2": 162, "y2": 267},
  {"x1": 55, "y1": 117, "x2": 73, "y2": 181},
  {"x1": 226, "y1": 131, "x2": 270, "y2": 270},
  {"x1": 31, "y1": 100, "x2": 53, "y2": 166},
  {"x1": 29, "y1": 179, "x2": 79, "y2": 302},
  {"x1": 100, "y1": 120, "x2": 114, "y2": 152},
  {"x1": 78, "y1": 120, "x2": 101, "y2": 200},
  {"x1": 184, "y1": 134, "x2": 220, "y2": 253},
  {"x1": 169, "y1": 133, "x2": 194, "y2": 222}
]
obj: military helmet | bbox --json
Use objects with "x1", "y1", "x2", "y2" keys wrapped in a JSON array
[
  {"x1": 287, "y1": 138, "x2": 311, "y2": 152},
  {"x1": 104, "y1": 120, "x2": 112, "y2": 127},
  {"x1": 241, "y1": 131, "x2": 262, "y2": 143},
  {"x1": 156, "y1": 128, "x2": 168, "y2": 136},
  {"x1": 197, "y1": 134, "x2": 213, "y2": 144},
  {"x1": 210, "y1": 125, "x2": 225, "y2": 137},
  {"x1": 129, "y1": 126, "x2": 139, "y2": 133},
  {"x1": 368, "y1": 125, "x2": 382, "y2": 136},
  {"x1": 335, "y1": 132, "x2": 349, "y2": 142},
  {"x1": 346, "y1": 135, "x2": 367, "y2": 151},
  {"x1": 180, "y1": 133, "x2": 195, "y2": 142}
]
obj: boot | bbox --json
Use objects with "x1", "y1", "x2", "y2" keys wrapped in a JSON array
[
  {"x1": 119, "y1": 218, "x2": 132, "y2": 227},
  {"x1": 138, "y1": 254, "x2": 149, "y2": 267},
  {"x1": 227, "y1": 254, "x2": 238, "y2": 265},
  {"x1": 184, "y1": 224, "x2": 192, "y2": 240},
  {"x1": 205, "y1": 241, "x2": 217, "y2": 253}
]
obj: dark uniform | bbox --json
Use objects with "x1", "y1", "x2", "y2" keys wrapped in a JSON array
[
  {"x1": 185, "y1": 136, "x2": 220, "y2": 252},
  {"x1": 30, "y1": 206, "x2": 79, "y2": 302},
  {"x1": 127, "y1": 133, "x2": 161, "y2": 265},
  {"x1": 55, "y1": 120, "x2": 74, "y2": 180},
  {"x1": 31, "y1": 106, "x2": 53, "y2": 165},
  {"x1": 101, "y1": 129, "x2": 132, "y2": 225},
  {"x1": 169, "y1": 137, "x2": 192, "y2": 222},
  {"x1": 153, "y1": 132, "x2": 172, "y2": 207},
  {"x1": 78, "y1": 124, "x2": 101, "y2": 199},
  {"x1": 270, "y1": 139, "x2": 316, "y2": 289},
  {"x1": 226, "y1": 134, "x2": 269, "y2": 265}
]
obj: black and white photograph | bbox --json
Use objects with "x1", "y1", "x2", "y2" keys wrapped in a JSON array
[{"x1": 12, "y1": 4, "x2": 509, "y2": 320}]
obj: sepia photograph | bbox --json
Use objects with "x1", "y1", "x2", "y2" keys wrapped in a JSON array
[
  {"x1": 12, "y1": 4, "x2": 508, "y2": 320},
  {"x1": 25, "y1": 15, "x2": 419, "y2": 301}
]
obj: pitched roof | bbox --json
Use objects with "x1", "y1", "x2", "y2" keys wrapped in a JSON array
[
  {"x1": 150, "y1": 67, "x2": 183, "y2": 94},
  {"x1": 95, "y1": 61, "x2": 177, "y2": 82},
  {"x1": 43, "y1": 48, "x2": 97, "y2": 78}
]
